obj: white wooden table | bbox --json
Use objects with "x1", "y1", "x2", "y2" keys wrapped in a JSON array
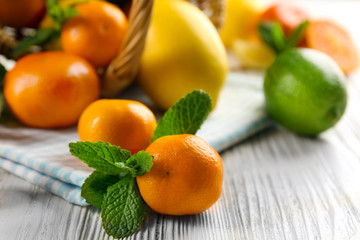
[{"x1": 1, "y1": 1, "x2": 360, "y2": 239}]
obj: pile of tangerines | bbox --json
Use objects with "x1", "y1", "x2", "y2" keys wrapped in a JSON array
[
  {"x1": 1, "y1": 0, "x2": 128, "y2": 128},
  {"x1": 0, "y1": 0, "x2": 223, "y2": 216}
]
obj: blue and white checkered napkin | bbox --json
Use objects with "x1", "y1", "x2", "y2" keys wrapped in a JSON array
[{"x1": 0, "y1": 71, "x2": 271, "y2": 206}]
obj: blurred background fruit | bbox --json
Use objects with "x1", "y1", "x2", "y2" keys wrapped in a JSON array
[
  {"x1": 257, "y1": 3, "x2": 309, "y2": 36},
  {"x1": 231, "y1": 38, "x2": 275, "y2": 69},
  {"x1": 61, "y1": 0, "x2": 128, "y2": 68},
  {"x1": 304, "y1": 20, "x2": 359, "y2": 74},
  {"x1": 39, "y1": 0, "x2": 93, "y2": 51},
  {"x1": 138, "y1": 0, "x2": 228, "y2": 110},
  {"x1": 4, "y1": 51, "x2": 99, "y2": 128},
  {"x1": 39, "y1": 0, "x2": 93, "y2": 29},
  {"x1": 220, "y1": 0, "x2": 265, "y2": 48},
  {"x1": 78, "y1": 99, "x2": 157, "y2": 154},
  {"x1": 0, "y1": 0, "x2": 46, "y2": 28}
]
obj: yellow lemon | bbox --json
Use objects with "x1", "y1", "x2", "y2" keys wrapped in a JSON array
[
  {"x1": 220, "y1": 0, "x2": 265, "y2": 48},
  {"x1": 138, "y1": 0, "x2": 228, "y2": 110},
  {"x1": 232, "y1": 38, "x2": 275, "y2": 69}
]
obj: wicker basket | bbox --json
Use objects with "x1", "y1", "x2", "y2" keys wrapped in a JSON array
[{"x1": 0, "y1": 0, "x2": 225, "y2": 97}]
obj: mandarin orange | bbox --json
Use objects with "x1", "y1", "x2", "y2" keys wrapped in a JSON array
[
  {"x1": 4, "y1": 51, "x2": 99, "y2": 128},
  {"x1": 78, "y1": 99, "x2": 157, "y2": 154},
  {"x1": 137, "y1": 134, "x2": 223, "y2": 215},
  {"x1": 61, "y1": 0, "x2": 128, "y2": 68},
  {"x1": 0, "y1": 0, "x2": 45, "y2": 28}
]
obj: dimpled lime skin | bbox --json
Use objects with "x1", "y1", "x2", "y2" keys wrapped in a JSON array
[{"x1": 264, "y1": 48, "x2": 348, "y2": 136}]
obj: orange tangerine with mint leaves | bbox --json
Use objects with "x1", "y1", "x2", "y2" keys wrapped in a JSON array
[{"x1": 137, "y1": 134, "x2": 223, "y2": 215}]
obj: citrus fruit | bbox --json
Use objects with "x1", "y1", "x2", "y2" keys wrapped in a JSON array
[
  {"x1": 0, "y1": 0, "x2": 46, "y2": 28},
  {"x1": 4, "y1": 51, "x2": 99, "y2": 128},
  {"x1": 220, "y1": 0, "x2": 265, "y2": 47},
  {"x1": 264, "y1": 48, "x2": 347, "y2": 136},
  {"x1": 304, "y1": 20, "x2": 359, "y2": 74},
  {"x1": 39, "y1": 0, "x2": 93, "y2": 51},
  {"x1": 61, "y1": 0, "x2": 128, "y2": 68},
  {"x1": 39, "y1": 0, "x2": 93, "y2": 29},
  {"x1": 78, "y1": 99, "x2": 157, "y2": 154},
  {"x1": 137, "y1": 134, "x2": 223, "y2": 215},
  {"x1": 232, "y1": 38, "x2": 275, "y2": 69},
  {"x1": 258, "y1": 3, "x2": 309, "y2": 36},
  {"x1": 138, "y1": 0, "x2": 228, "y2": 110}
]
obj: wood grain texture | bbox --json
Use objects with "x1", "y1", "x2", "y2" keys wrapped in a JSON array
[
  {"x1": 1, "y1": 1, "x2": 360, "y2": 239},
  {"x1": 2, "y1": 121, "x2": 360, "y2": 240},
  {"x1": 2, "y1": 79, "x2": 360, "y2": 239}
]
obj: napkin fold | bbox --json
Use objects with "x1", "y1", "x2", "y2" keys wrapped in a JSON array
[{"x1": 0, "y1": 72, "x2": 271, "y2": 205}]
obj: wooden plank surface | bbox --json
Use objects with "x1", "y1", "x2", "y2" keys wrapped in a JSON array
[{"x1": 1, "y1": 1, "x2": 360, "y2": 239}]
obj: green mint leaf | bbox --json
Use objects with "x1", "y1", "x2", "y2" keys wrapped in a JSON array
[
  {"x1": 11, "y1": 0, "x2": 78, "y2": 57},
  {"x1": 63, "y1": 7, "x2": 79, "y2": 21},
  {"x1": 46, "y1": 0, "x2": 59, "y2": 11},
  {"x1": 152, "y1": 90, "x2": 212, "y2": 142},
  {"x1": 47, "y1": 0, "x2": 63, "y2": 28},
  {"x1": 101, "y1": 175, "x2": 147, "y2": 238},
  {"x1": 285, "y1": 20, "x2": 309, "y2": 50},
  {"x1": 47, "y1": 0, "x2": 78, "y2": 29},
  {"x1": 69, "y1": 141, "x2": 132, "y2": 175},
  {"x1": 11, "y1": 28, "x2": 58, "y2": 57},
  {"x1": 125, "y1": 151, "x2": 154, "y2": 177},
  {"x1": 81, "y1": 171, "x2": 120, "y2": 208},
  {"x1": 258, "y1": 21, "x2": 286, "y2": 54}
]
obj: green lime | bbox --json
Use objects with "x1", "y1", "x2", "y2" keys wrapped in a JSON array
[{"x1": 264, "y1": 48, "x2": 347, "y2": 136}]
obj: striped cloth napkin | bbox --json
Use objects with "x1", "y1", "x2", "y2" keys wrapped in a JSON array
[{"x1": 0, "y1": 70, "x2": 271, "y2": 205}]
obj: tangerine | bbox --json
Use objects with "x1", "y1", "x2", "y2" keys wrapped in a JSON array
[
  {"x1": 4, "y1": 51, "x2": 99, "y2": 128},
  {"x1": 78, "y1": 99, "x2": 157, "y2": 154},
  {"x1": 304, "y1": 20, "x2": 359, "y2": 74},
  {"x1": 61, "y1": 0, "x2": 128, "y2": 68},
  {"x1": 258, "y1": 3, "x2": 309, "y2": 36},
  {"x1": 137, "y1": 134, "x2": 223, "y2": 215},
  {"x1": 0, "y1": 0, "x2": 45, "y2": 28}
]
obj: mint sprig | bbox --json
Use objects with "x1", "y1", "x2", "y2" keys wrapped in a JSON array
[
  {"x1": 126, "y1": 151, "x2": 154, "y2": 177},
  {"x1": 152, "y1": 90, "x2": 212, "y2": 142},
  {"x1": 258, "y1": 20, "x2": 309, "y2": 54},
  {"x1": 70, "y1": 90, "x2": 213, "y2": 238},
  {"x1": 11, "y1": 0, "x2": 78, "y2": 57},
  {"x1": 47, "y1": 0, "x2": 78, "y2": 30},
  {"x1": 69, "y1": 141, "x2": 132, "y2": 175},
  {"x1": 81, "y1": 171, "x2": 119, "y2": 208},
  {"x1": 11, "y1": 29, "x2": 59, "y2": 57},
  {"x1": 69, "y1": 141, "x2": 153, "y2": 238},
  {"x1": 101, "y1": 175, "x2": 147, "y2": 238}
]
